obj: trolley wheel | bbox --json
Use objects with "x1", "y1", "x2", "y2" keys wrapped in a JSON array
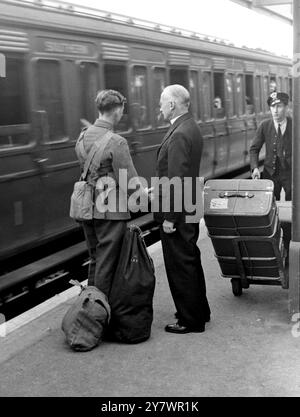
[{"x1": 231, "y1": 279, "x2": 243, "y2": 296}]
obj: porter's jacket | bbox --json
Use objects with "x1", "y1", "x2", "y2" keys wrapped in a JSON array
[{"x1": 250, "y1": 116, "x2": 292, "y2": 176}]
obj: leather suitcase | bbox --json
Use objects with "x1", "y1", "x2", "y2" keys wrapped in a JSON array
[
  {"x1": 203, "y1": 179, "x2": 284, "y2": 285},
  {"x1": 204, "y1": 179, "x2": 276, "y2": 237}
]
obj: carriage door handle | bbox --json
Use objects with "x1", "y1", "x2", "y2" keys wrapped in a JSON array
[{"x1": 34, "y1": 158, "x2": 49, "y2": 164}]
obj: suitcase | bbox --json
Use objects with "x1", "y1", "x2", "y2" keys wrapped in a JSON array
[
  {"x1": 204, "y1": 179, "x2": 276, "y2": 237},
  {"x1": 203, "y1": 179, "x2": 288, "y2": 295}
]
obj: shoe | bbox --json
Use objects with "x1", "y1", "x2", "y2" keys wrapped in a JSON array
[{"x1": 165, "y1": 322, "x2": 205, "y2": 334}]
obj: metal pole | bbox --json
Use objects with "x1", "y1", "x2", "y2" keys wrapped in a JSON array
[{"x1": 289, "y1": 0, "x2": 300, "y2": 317}]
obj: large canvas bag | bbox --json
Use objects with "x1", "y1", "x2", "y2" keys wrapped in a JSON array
[
  {"x1": 61, "y1": 282, "x2": 111, "y2": 351},
  {"x1": 108, "y1": 225, "x2": 156, "y2": 344},
  {"x1": 70, "y1": 130, "x2": 113, "y2": 221}
]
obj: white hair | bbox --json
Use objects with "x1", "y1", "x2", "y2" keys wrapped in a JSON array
[{"x1": 163, "y1": 84, "x2": 190, "y2": 108}]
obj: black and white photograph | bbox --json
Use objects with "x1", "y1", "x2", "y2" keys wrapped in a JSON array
[{"x1": 0, "y1": 0, "x2": 299, "y2": 402}]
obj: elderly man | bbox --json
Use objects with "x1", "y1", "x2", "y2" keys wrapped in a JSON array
[
  {"x1": 250, "y1": 91, "x2": 292, "y2": 261},
  {"x1": 154, "y1": 84, "x2": 211, "y2": 334}
]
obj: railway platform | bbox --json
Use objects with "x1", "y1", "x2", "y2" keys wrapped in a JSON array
[{"x1": 0, "y1": 220, "x2": 300, "y2": 398}]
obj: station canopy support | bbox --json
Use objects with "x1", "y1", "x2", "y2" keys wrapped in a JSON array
[
  {"x1": 0, "y1": 53, "x2": 5, "y2": 77},
  {"x1": 232, "y1": 0, "x2": 300, "y2": 319},
  {"x1": 231, "y1": 0, "x2": 292, "y2": 24}
]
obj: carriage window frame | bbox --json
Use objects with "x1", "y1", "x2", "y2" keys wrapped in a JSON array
[
  {"x1": 213, "y1": 71, "x2": 226, "y2": 120},
  {"x1": 190, "y1": 70, "x2": 201, "y2": 122},
  {"x1": 130, "y1": 65, "x2": 151, "y2": 131},
  {"x1": 0, "y1": 53, "x2": 31, "y2": 150},
  {"x1": 152, "y1": 66, "x2": 168, "y2": 128},
  {"x1": 103, "y1": 61, "x2": 130, "y2": 134},
  {"x1": 78, "y1": 61, "x2": 100, "y2": 125},
  {"x1": 225, "y1": 72, "x2": 235, "y2": 118},
  {"x1": 245, "y1": 73, "x2": 255, "y2": 115},
  {"x1": 262, "y1": 75, "x2": 269, "y2": 113},
  {"x1": 235, "y1": 73, "x2": 245, "y2": 117},
  {"x1": 277, "y1": 76, "x2": 283, "y2": 92},
  {"x1": 35, "y1": 58, "x2": 67, "y2": 144},
  {"x1": 255, "y1": 75, "x2": 263, "y2": 114},
  {"x1": 284, "y1": 77, "x2": 289, "y2": 94},
  {"x1": 201, "y1": 71, "x2": 213, "y2": 122}
]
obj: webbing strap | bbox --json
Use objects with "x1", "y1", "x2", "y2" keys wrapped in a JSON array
[{"x1": 81, "y1": 131, "x2": 113, "y2": 181}]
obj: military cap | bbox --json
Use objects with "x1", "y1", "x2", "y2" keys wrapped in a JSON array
[{"x1": 267, "y1": 92, "x2": 289, "y2": 107}]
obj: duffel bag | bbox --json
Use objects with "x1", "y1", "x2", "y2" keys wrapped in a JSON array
[
  {"x1": 61, "y1": 281, "x2": 111, "y2": 351},
  {"x1": 108, "y1": 225, "x2": 156, "y2": 344}
]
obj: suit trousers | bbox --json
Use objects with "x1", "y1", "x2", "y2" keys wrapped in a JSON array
[
  {"x1": 160, "y1": 222, "x2": 211, "y2": 329},
  {"x1": 82, "y1": 219, "x2": 127, "y2": 296},
  {"x1": 262, "y1": 168, "x2": 291, "y2": 250}
]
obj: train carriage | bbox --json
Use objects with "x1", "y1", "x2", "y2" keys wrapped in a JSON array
[{"x1": 0, "y1": 0, "x2": 292, "y2": 271}]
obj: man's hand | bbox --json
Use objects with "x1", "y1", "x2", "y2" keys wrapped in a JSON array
[
  {"x1": 251, "y1": 168, "x2": 261, "y2": 180},
  {"x1": 163, "y1": 220, "x2": 176, "y2": 234}
]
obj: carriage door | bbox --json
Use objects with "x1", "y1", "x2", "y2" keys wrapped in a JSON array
[
  {"x1": 0, "y1": 50, "x2": 43, "y2": 262},
  {"x1": 34, "y1": 57, "x2": 79, "y2": 238}
]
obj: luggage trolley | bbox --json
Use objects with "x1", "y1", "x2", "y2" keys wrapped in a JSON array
[{"x1": 203, "y1": 179, "x2": 289, "y2": 296}]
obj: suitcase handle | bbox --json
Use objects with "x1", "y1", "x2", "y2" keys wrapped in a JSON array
[{"x1": 219, "y1": 192, "x2": 254, "y2": 199}]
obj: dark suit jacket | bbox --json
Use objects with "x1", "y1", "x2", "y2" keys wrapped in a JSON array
[
  {"x1": 250, "y1": 116, "x2": 292, "y2": 176},
  {"x1": 154, "y1": 112, "x2": 203, "y2": 224}
]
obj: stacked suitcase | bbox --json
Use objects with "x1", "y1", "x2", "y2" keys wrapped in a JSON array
[{"x1": 203, "y1": 179, "x2": 288, "y2": 295}]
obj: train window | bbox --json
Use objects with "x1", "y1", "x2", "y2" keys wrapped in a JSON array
[
  {"x1": 213, "y1": 72, "x2": 225, "y2": 119},
  {"x1": 131, "y1": 66, "x2": 149, "y2": 130},
  {"x1": 269, "y1": 76, "x2": 277, "y2": 93},
  {"x1": 104, "y1": 63, "x2": 129, "y2": 132},
  {"x1": 225, "y1": 73, "x2": 235, "y2": 118},
  {"x1": 80, "y1": 62, "x2": 99, "y2": 124},
  {"x1": 202, "y1": 71, "x2": 212, "y2": 121},
  {"x1": 153, "y1": 67, "x2": 168, "y2": 127},
  {"x1": 263, "y1": 76, "x2": 269, "y2": 112},
  {"x1": 278, "y1": 76, "x2": 283, "y2": 92},
  {"x1": 255, "y1": 76, "x2": 262, "y2": 113},
  {"x1": 170, "y1": 68, "x2": 188, "y2": 89},
  {"x1": 36, "y1": 60, "x2": 66, "y2": 142},
  {"x1": 0, "y1": 55, "x2": 29, "y2": 148},
  {"x1": 284, "y1": 77, "x2": 289, "y2": 94},
  {"x1": 189, "y1": 71, "x2": 200, "y2": 120},
  {"x1": 245, "y1": 74, "x2": 254, "y2": 115},
  {"x1": 236, "y1": 74, "x2": 245, "y2": 116}
]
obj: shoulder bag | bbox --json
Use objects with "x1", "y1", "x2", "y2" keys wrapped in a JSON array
[{"x1": 70, "y1": 130, "x2": 113, "y2": 221}]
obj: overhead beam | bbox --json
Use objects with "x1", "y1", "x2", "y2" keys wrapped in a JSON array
[
  {"x1": 253, "y1": 0, "x2": 292, "y2": 5},
  {"x1": 230, "y1": 0, "x2": 292, "y2": 24}
]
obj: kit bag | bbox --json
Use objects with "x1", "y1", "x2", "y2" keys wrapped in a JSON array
[
  {"x1": 70, "y1": 130, "x2": 113, "y2": 221},
  {"x1": 108, "y1": 225, "x2": 156, "y2": 344},
  {"x1": 61, "y1": 281, "x2": 111, "y2": 351}
]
